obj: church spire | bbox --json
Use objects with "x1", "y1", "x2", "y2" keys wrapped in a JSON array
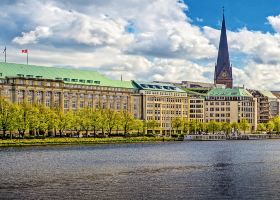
[{"x1": 214, "y1": 8, "x2": 233, "y2": 88}]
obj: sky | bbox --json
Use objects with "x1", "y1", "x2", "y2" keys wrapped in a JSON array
[{"x1": 1, "y1": 0, "x2": 280, "y2": 90}]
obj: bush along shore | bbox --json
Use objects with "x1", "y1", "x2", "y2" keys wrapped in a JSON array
[{"x1": 0, "y1": 136, "x2": 178, "y2": 147}]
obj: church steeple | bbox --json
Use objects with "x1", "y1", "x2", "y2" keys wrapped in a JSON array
[{"x1": 214, "y1": 8, "x2": 233, "y2": 88}]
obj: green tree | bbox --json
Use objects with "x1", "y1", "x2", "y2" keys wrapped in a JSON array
[
  {"x1": 133, "y1": 119, "x2": 144, "y2": 135},
  {"x1": 272, "y1": 117, "x2": 280, "y2": 133},
  {"x1": 16, "y1": 102, "x2": 33, "y2": 138},
  {"x1": 257, "y1": 123, "x2": 267, "y2": 133},
  {"x1": 90, "y1": 108, "x2": 102, "y2": 136},
  {"x1": 55, "y1": 108, "x2": 72, "y2": 137},
  {"x1": 104, "y1": 109, "x2": 121, "y2": 136},
  {"x1": 0, "y1": 98, "x2": 17, "y2": 138},
  {"x1": 182, "y1": 119, "x2": 190, "y2": 134},
  {"x1": 190, "y1": 119, "x2": 201, "y2": 134},
  {"x1": 266, "y1": 121, "x2": 275, "y2": 133},
  {"x1": 221, "y1": 122, "x2": 232, "y2": 135},
  {"x1": 146, "y1": 119, "x2": 159, "y2": 135},
  {"x1": 207, "y1": 121, "x2": 221, "y2": 134},
  {"x1": 120, "y1": 111, "x2": 134, "y2": 136},
  {"x1": 78, "y1": 107, "x2": 93, "y2": 137},
  {"x1": 171, "y1": 117, "x2": 183, "y2": 134},
  {"x1": 239, "y1": 118, "x2": 250, "y2": 134}
]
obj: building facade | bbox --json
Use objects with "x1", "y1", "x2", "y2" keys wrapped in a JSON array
[
  {"x1": 133, "y1": 81, "x2": 188, "y2": 134},
  {"x1": 0, "y1": 62, "x2": 135, "y2": 113},
  {"x1": 249, "y1": 90, "x2": 279, "y2": 123},
  {"x1": 205, "y1": 88, "x2": 257, "y2": 130}
]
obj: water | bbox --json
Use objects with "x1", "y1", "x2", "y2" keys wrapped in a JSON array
[{"x1": 1, "y1": 140, "x2": 280, "y2": 200}]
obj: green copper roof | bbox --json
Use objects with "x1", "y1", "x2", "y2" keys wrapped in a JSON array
[
  {"x1": 181, "y1": 88, "x2": 207, "y2": 97},
  {"x1": 207, "y1": 88, "x2": 253, "y2": 97},
  {"x1": 133, "y1": 81, "x2": 186, "y2": 93},
  {"x1": 0, "y1": 62, "x2": 134, "y2": 89},
  {"x1": 259, "y1": 90, "x2": 277, "y2": 99}
]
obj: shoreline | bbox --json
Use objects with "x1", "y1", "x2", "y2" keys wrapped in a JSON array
[{"x1": 0, "y1": 137, "x2": 176, "y2": 147}]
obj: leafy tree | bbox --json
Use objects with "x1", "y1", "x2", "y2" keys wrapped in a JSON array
[
  {"x1": 189, "y1": 119, "x2": 202, "y2": 134},
  {"x1": 207, "y1": 120, "x2": 221, "y2": 134},
  {"x1": 16, "y1": 102, "x2": 33, "y2": 138},
  {"x1": 146, "y1": 119, "x2": 159, "y2": 135},
  {"x1": 90, "y1": 108, "x2": 102, "y2": 136},
  {"x1": 272, "y1": 117, "x2": 280, "y2": 133},
  {"x1": 266, "y1": 121, "x2": 275, "y2": 133},
  {"x1": 239, "y1": 118, "x2": 250, "y2": 134},
  {"x1": 182, "y1": 119, "x2": 190, "y2": 134},
  {"x1": 133, "y1": 119, "x2": 144, "y2": 135},
  {"x1": 171, "y1": 117, "x2": 183, "y2": 134},
  {"x1": 55, "y1": 108, "x2": 72, "y2": 137},
  {"x1": 221, "y1": 122, "x2": 232, "y2": 135},
  {"x1": 78, "y1": 107, "x2": 92, "y2": 137},
  {"x1": 104, "y1": 109, "x2": 121, "y2": 136},
  {"x1": 0, "y1": 98, "x2": 17, "y2": 138},
  {"x1": 257, "y1": 123, "x2": 267, "y2": 133},
  {"x1": 120, "y1": 111, "x2": 134, "y2": 135}
]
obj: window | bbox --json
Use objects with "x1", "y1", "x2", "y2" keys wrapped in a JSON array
[
  {"x1": 46, "y1": 99, "x2": 51, "y2": 107},
  {"x1": 64, "y1": 100, "x2": 69, "y2": 109}
]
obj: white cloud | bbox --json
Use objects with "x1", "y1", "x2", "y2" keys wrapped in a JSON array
[
  {"x1": 267, "y1": 15, "x2": 280, "y2": 33},
  {"x1": 3, "y1": 0, "x2": 280, "y2": 90},
  {"x1": 12, "y1": 26, "x2": 52, "y2": 45}
]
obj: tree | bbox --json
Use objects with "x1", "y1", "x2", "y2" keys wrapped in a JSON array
[
  {"x1": 221, "y1": 122, "x2": 231, "y2": 135},
  {"x1": 120, "y1": 111, "x2": 134, "y2": 136},
  {"x1": 16, "y1": 102, "x2": 34, "y2": 138},
  {"x1": 104, "y1": 109, "x2": 121, "y2": 136},
  {"x1": 133, "y1": 119, "x2": 144, "y2": 135},
  {"x1": 239, "y1": 118, "x2": 250, "y2": 134},
  {"x1": 55, "y1": 108, "x2": 72, "y2": 137},
  {"x1": 207, "y1": 121, "x2": 221, "y2": 134},
  {"x1": 257, "y1": 123, "x2": 267, "y2": 133},
  {"x1": 90, "y1": 108, "x2": 102, "y2": 136},
  {"x1": 146, "y1": 120, "x2": 159, "y2": 135},
  {"x1": 266, "y1": 121, "x2": 275, "y2": 133},
  {"x1": 78, "y1": 107, "x2": 92, "y2": 137},
  {"x1": 182, "y1": 119, "x2": 190, "y2": 134},
  {"x1": 171, "y1": 117, "x2": 183, "y2": 134},
  {"x1": 189, "y1": 119, "x2": 201, "y2": 134},
  {"x1": 0, "y1": 98, "x2": 17, "y2": 138},
  {"x1": 272, "y1": 117, "x2": 280, "y2": 134}
]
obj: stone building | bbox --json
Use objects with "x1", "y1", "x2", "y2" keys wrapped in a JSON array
[
  {"x1": 0, "y1": 62, "x2": 135, "y2": 112},
  {"x1": 132, "y1": 81, "x2": 188, "y2": 134},
  {"x1": 205, "y1": 88, "x2": 257, "y2": 130},
  {"x1": 248, "y1": 90, "x2": 279, "y2": 123}
]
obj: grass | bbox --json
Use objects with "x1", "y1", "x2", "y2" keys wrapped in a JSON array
[{"x1": 0, "y1": 137, "x2": 176, "y2": 147}]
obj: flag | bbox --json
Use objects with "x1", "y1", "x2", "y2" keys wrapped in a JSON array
[
  {"x1": 21, "y1": 49, "x2": 28, "y2": 53},
  {"x1": 3, "y1": 46, "x2": 6, "y2": 53}
]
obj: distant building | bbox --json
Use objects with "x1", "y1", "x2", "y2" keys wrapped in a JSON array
[
  {"x1": 181, "y1": 81, "x2": 225, "y2": 89},
  {"x1": 205, "y1": 88, "x2": 257, "y2": 130},
  {"x1": 132, "y1": 81, "x2": 188, "y2": 135},
  {"x1": 248, "y1": 90, "x2": 279, "y2": 123},
  {"x1": 214, "y1": 12, "x2": 233, "y2": 88}
]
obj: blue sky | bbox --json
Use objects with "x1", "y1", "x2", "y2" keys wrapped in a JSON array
[
  {"x1": 185, "y1": 0, "x2": 280, "y2": 32},
  {"x1": 1, "y1": 0, "x2": 280, "y2": 90}
]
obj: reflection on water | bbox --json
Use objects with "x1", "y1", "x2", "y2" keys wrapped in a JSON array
[{"x1": 1, "y1": 141, "x2": 280, "y2": 199}]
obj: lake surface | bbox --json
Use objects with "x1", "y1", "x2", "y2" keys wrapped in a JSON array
[{"x1": 1, "y1": 140, "x2": 280, "y2": 200}]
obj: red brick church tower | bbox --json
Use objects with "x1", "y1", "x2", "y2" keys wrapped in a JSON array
[{"x1": 214, "y1": 11, "x2": 233, "y2": 88}]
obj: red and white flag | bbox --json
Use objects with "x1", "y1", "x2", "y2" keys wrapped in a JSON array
[{"x1": 21, "y1": 49, "x2": 28, "y2": 53}]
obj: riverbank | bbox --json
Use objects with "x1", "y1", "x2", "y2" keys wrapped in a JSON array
[{"x1": 0, "y1": 137, "x2": 176, "y2": 147}]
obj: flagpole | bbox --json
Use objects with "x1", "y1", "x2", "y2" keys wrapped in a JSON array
[
  {"x1": 3, "y1": 46, "x2": 6, "y2": 63},
  {"x1": 4, "y1": 46, "x2": 6, "y2": 63}
]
